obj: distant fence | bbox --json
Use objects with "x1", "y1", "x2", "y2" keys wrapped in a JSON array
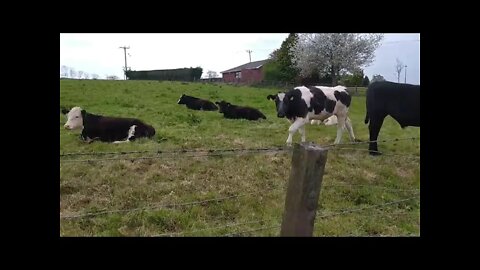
[{"x1": 60, "y1": 137, "x2": 420, "y2": 237}]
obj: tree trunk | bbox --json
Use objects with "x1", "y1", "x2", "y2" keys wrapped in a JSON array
[{"x1": 331, "y1": 66, "x2": 337, "y2": 86}]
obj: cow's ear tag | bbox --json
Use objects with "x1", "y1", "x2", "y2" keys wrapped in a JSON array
[{"x1": 289, "y1": 96, "x2": 294, "y2": 101}]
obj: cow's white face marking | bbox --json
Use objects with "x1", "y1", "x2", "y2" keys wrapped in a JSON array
[{"x1": 64, "y1": 107, "x2": 84, "y2": 130}]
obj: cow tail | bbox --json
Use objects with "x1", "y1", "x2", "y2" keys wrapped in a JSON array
[{"x1": 364, "y1": 112, "x2": 369, "y2": 124}]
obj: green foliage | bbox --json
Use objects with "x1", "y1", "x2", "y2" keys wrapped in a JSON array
[
  {"x1": 340, "y1": 70, "x2": 364, "y2": 87},
  {"x1": 264, "y1": 33, "x2": 299, "y2": 82}
]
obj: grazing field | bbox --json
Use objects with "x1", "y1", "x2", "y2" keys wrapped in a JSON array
[{"x1": 60, "y1": 79, "x2": 420, "y2": 237}]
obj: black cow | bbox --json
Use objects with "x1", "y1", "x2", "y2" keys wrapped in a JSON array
[
  {"x1": 365, "y1": 81, "x2": 420, "y2": 155},
  {"x1": 267, "y1": 85, "x2": 357, "y2": 146},
  {"x1": 177, "y1": 94, "x2": 218, "y2": 111},
  {"x1": 62, "y1": 106, "x2": 155, "y2": 143},
  {"x1": 215, "y1": 101, "x2": 266, "y2": 121}
]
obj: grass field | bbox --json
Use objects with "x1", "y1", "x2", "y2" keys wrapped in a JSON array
[{"x1": 60, "y1": 79, "x2": 420, "y2": 237}]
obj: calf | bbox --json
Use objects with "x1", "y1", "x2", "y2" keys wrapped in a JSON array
[
  {"x1": 267, "y1": 85, "x2": 357, "y2": 146},
  {"x1": 365, "y1": 81, "x2": 420, "y2": 155},
  {"x1": 177, "y1": 94, "x2": 218, "y2": 111},
  {"x1": 62, "y1": 107, "x2": 155, "y2": 143},
  {"x1": 215, "y1": 101, "x2": 266, "y2": 121},
  {"x1": 310, "y1": 115, "x2": 338, "y2": 126}
]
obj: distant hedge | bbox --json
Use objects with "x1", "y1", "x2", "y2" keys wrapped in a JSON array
[{"x1": 126, "y1": 67, "x2": 202, "y2": 81}]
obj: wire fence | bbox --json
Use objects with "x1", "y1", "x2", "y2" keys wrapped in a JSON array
[
  {"x1": 60, "y1": 136, "x2": 420, "y2": 236},
  {"x1": 60, "y1": 137, "x2": 419, "y2": 163}
]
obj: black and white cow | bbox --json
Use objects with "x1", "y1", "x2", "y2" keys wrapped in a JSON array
[
  {"x1": 62, "y1": 107, "x2": 156, "y2": 143},
  {"x1": 267, "y1": 85, "x2": 357, "y2": 146},
  {"x1": 215, "y1": 101, "x2": 266, "y2": 121},
  {"x1": 177, "y1": 94, "x2": 218, "y2": 111},
  {"x1": 365, "y1": 81, "x2": 420, "y2": 155}
]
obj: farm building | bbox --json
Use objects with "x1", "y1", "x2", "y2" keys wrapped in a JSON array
[{"x1": 221, "y1": 59, "x2": 269, "y2": 84}]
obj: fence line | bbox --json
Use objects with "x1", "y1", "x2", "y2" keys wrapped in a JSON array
[
  {"x1": 329, "y1": 147, "x2": 420, "y2": 158},
  {"x1": 61, "y1": 188, "x2": 284, "y2": 220},
  {"x1": 59, "y1": 137, "x2": 419, "y2": 163},
  {"x1": 322, "y1": 184, "x2": 419, "y2": 193}
]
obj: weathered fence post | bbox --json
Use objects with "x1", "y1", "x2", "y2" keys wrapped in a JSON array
[{"x1": 280, "y1": 142, "x2": 328, "y2": 237}]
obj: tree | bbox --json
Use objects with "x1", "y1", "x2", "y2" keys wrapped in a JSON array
[
  {"x1": 362, "y1": 75, "x2": 370, "y2": 86},
  {"x1": 206, "y1": 70, "x2": 218, "y2": 79},
  {"x1": 91, "y1": 74, "x2": 99, "y2": 80},
  {"x1": 78, "y1": 70, "x2": 84, "y2": 79},
  {"x1": 264, "y1": 33, "x2": 299, "y2": 82},
  {"x1": 61, "y1": 65, "x2": 69, "y2": 78},
  {"x1": 395, "y1": 58, "x2": 404, "y2": 83},
  {"x1": 69, "y1": 68, "x2": 76, "y2": 79},
  {"x1": 84, "y1": 72, "x2": 90, "y2": 80},
  {"x1": 371, "y1": 74, "x2": 386, "y2": 83},
  {"x1": 291, "y1": 33, "x2": 384, "y2": 86}
]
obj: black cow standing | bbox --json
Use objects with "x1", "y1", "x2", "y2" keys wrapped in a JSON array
[
  {"x1": 177, "y1": 94, "x2": 218, "y2": 111},
  {"x1": 365, "y1": 81, "x2": 420, "y2": 155},
  {"x1": 62, "y1": 106, "x2": 155, "y2": 143},
  {"x1": 215, "y1": 101, "x2": 266, "y2": 121}
]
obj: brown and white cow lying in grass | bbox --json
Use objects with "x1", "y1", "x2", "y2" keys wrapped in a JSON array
[{"x1": 62, "y1": 106, "x2": 155, "y2": 143}]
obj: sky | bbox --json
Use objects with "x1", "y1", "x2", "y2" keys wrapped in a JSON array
[{"x1": 60, "y1": 33, "x2": 420, "y2": 84}]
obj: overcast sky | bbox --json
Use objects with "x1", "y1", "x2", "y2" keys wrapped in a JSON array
[{"x1": 60, "y1": 33, "x2": 420, "y2": 84}]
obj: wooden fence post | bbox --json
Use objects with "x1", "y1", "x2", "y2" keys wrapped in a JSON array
[{"x1": 280, "y1": 142, "x2": 328, "y2": 237}]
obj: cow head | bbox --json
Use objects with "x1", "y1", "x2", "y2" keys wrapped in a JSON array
[
  {"x1": 63, "y1": 106, "x2": 86, "y2": 130},
  {"x1": 267, "y1": 89, "x2": 301, "y2": 118},
  {"x1": 177, "y1": 94, "x2": 186, "y2": 104},
  {"x1": 215, "y1": 101, "x2": 230, "y2": 114}
]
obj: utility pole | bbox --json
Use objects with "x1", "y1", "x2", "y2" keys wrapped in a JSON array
[
  {"x1": 404, "y1": 65, "x2": 407, "y2": 83},
  {"x1": 246, "y1": 50, "x2": 252, "y2": 63},
  {"x1": 119, "y1": 46, "x2": 130, "y2": 80}
]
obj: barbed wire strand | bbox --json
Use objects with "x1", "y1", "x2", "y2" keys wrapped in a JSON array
[
  {"x1": 60, "y1": 146, "x2": 289, "y2": 157},
  {"x1": 61, "y1": 188, "x2": 284, "y2": 220},
  {"x1": 60, "y1": 137, "x2": 419, "y2": 158},
  {"x1": 60, "y1": 190, "x2": 274, "y2": 219},
  {"x1": 60, "y1": 148, "x2": 290, "y2": 163},
  {"x1": 322, "y1": 184, "x2": 419, "y2": 193},
  {"x1": 328, "y1": 147, "x2": 420, "y2": 158},
  {"x1": 324, "y1": 137, "x2": 419, "y2": 148}
]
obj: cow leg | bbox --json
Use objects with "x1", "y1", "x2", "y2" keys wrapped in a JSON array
[
  {"x1": 286, "y1": 117, "x2": 306, "y2": 146},
  {"x1": 344, "y1": 117, "x2": 357, "y2": 142},
  {"x1": 368, "y1": 116, "x2": 386, "y2": 155},
  {"x1": 298, "y1": 125, "x2": 306, "y2": 142},
  {"x1": 334, "y1": 115, "x2": 347, "y2": 144}
]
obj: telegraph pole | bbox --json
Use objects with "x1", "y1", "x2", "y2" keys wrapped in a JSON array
[
  {"x1": 404, "y1": 65, "x2": 407, "y2": 83},
  {"x1": 246, "y1": 50, "x2": 252, "y2": 62},
  {"x1": 119, "y1": 46, "x2": 130, "y2": 80}
]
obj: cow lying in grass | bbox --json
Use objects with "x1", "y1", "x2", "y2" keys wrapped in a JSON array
[
  {"x1": 177, "y1": 94, "x2": 218, "y2": 111},
  {"x1": 62, "y1": 106, "x2": 155, "y2": 143},
  {"x1": 215, "y1": 101, "x2": 266, "y2": 121}
]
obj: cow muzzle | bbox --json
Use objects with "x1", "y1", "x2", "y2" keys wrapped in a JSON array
[{"x1": 277, "y1": 112, "x2": 285, "y2": 118}]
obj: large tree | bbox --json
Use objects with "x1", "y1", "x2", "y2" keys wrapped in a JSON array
[
  {"x1": 291, "y1": 33, "x2": 384, "y2": 86},
  {"x1": 264, "y1": 33, "x2": 299, "y2": 82}
]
